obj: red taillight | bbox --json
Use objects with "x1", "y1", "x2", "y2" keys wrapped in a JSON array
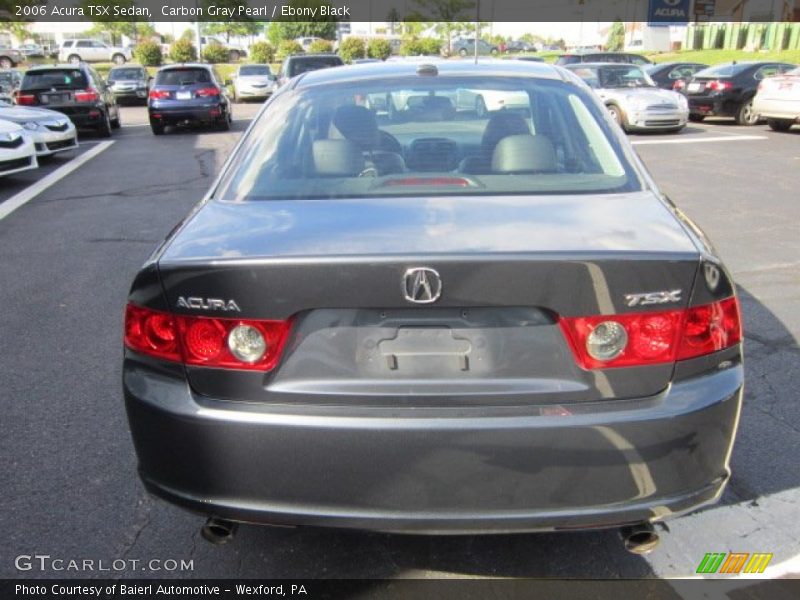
[
  {"x1": 74, "y1": 88, "x2": 100, "y2": 102},
  {"x1": 672, "y1": 79, "x2": 686, "y2": 91},
  {"x1": 124, "y1": 304, "x2": 181, "y2": 363},
  {"x1": 15, "y1": 93, "x2": 36, "y2": 105},
  {"x1": 677, "y1": 297, "x2": 741, "y2": 360},
  {"x1": 560, "y1": 297, "x2": 741, "y2": 370},
  {"x1": 148, "y1": 89, "x2": 171, "y2": 100},
  {"x1": 124, "y1": 304, "x2": 292, "y2": 372},
  {"x1": 196, "y1": 86, "x2": 220, "y2": 97},
  {"x1": 707, "y1": 80, "x2": 733, "y2": 92}
]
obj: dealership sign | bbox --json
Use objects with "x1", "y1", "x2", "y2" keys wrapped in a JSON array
[{"x1": 648, "y1": 0, "x2": 692, "y2": 25}]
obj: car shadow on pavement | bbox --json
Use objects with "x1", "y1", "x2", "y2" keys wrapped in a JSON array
[{"x1": 707, "y1": 286, "x2": 800, "y2": 508}]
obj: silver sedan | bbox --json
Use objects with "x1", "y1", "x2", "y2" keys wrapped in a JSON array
[
  {"x1": 753, "y1": 66, "x2": 800, "y2": 131},
  {"x1": 232, "y1": 64, "x2": 277, "y2": 103}
]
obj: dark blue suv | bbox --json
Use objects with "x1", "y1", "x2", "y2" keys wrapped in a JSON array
[{"x1": 148, "y1": 64, "x2": 232, "y2": 135}]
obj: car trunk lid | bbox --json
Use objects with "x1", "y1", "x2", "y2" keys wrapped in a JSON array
[{"x1": 156, "y1": 192, "x2": 701, "y2": 406}]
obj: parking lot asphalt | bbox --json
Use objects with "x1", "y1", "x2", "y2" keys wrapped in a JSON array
[{"x1": 1, "y1": 106, "x2": 798, "y2": 580}]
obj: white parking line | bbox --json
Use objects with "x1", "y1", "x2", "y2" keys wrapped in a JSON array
[
  {"x1": 0, "y1": 141, "x2": 114, "y2": 221},
  {"x1": 631, "y1": 135, "x2": 768, "y2": 146}
]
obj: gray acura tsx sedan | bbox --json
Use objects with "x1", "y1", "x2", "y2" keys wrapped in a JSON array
[{"x1": 123, "y1": 60, "x2": 743, "y2": 551}]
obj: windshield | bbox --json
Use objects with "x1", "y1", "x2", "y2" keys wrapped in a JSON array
[
  {"x1": 0, "y1": 73, "x2": 14, "y2": 83},
  {"x1": 694, "y1": 63, "x2": 750, "y2": 78},
  {"x1": 215, "y1": 76, "x2": 642, "y2": 201},
  {"x1": 155, "y1": 68, "x2": 211, "y2": 86},
  {"x1": 22, "y1": 69, "x2": 88, "y2": 91},
  {"x1": 109, "y1": 68, "x2": 145, "y2": 80},
  {"x1": 239, "y1": 65, "x2": 272, "y2": 77},
  {"x1": 288, "y1": 57, "x2": 342, "y2": 78}
]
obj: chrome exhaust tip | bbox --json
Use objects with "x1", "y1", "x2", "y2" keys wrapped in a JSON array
[
  {"x1": 201, "y1": 517, "x2": 238, "y2": 545},
  {"x1": 619, "y1": 522, "x2": 660, "y2": 554}
]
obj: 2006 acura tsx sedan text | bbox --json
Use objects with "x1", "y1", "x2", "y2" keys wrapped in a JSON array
[{"x1": 123, "y1": 61, "x2": 743, "y2": 552}]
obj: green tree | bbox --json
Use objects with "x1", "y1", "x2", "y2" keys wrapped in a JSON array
[
  {"x1": 276, "y1": 40, "x2": 304, "y2": 61},
  {"x1": 249, "y1": 41, "x2": 275, "y2": 64},
  {"x1": 607, "y1": 20, "x2": 625, "y2": 52},
  {"x1": 170, "y1": 38, "x2": 197, "y2": 63},
  {"x1": 267, "y1": 20, "x2": 337, "y2": 43},
  {"x1": 308, "y1": 39, "x2": 334, "y2": 53},
  {"x1": 133, "y1": 40, "x2": 162, "y2": 66},
  {"x1": 338, "y1": 37, "x2": 366, "y2": 62},
  {"x1": 1, "y1": 21, "x2": 31, "y2": 44},
  {"x1": 367, "y1": 38, "x2": 392, "y2": 60},
  {"x1": 202, "y1": 42, "x2": 230, "y2": 64},
  {"x1": 201, "y1": 0, "x2": 261, "y2": 42}
]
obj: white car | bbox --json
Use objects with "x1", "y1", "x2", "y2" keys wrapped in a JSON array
[
  {"x1": 0, "y1": 106, "x2": 78, "y2": 157},
  {"x1": 0, "y1": 119, "x2": 37, "y2": 177},
  {"x1": 59, "y1": 39, "x2": 132, "y2": 65},
  {"x1": 753, "y1": 66, "x2": 800, "y2": 132},
  {"x1": 232, "y1": 64, "x2": 277, "y2": 102},
  {"x1": 566, "y1": 63, "x2": 689, "y2": 133}
]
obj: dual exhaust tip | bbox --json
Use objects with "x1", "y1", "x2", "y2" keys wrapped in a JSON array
[{"x1": 200, "y1": 517, "x2": 660, "y2": 554}]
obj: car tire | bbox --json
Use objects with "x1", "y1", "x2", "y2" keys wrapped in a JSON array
[
  {"x1": 688, "y1": 114, "x2": 705, "y2": 123},
  {"x1": 98, "y1": 111, "x2": 112, "y2": 138},
  {"x1": 735, "y1": 99, "x2": 759, "y2": 126},
  {"x1": 0, "y1": 57, "x2": 12, "y2": 69},
  {"x1": 229, "y1": 50, "x2": 240, "y2": 62},
  {"x1": 606, "y1": 104, "x2": 626, "y2": 131},
  {"x1": 112, "y1": 54, "x2": 126, "y2": 65},
  {"x1": 475, "y1": 95, "x2": 487, "y2": 118},
  {"x1": 150, "y1": 121, "x2": 165, "y2": 135},
  {"x1": 68, "y1": 54, "x2": 81, "y2": 65},
  {"x1": 767, "y1": 119, "x2": 793, "y2": 132},
  {"x1": 216, "y1": 112, "x2": 231, "y2": 132},
  {"x1": 491, "y1": 48, "x2": 498, "y2": 55},
  {"x1": 458, "y1": 48, "x2": 467, "y2": 57}
]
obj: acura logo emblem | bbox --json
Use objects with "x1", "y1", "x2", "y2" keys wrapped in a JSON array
[{"x1": 403, "y1": 268, "x2": 442, "y2": 304}]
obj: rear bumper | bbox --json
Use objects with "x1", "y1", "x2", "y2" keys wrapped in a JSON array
[
  {"x1": 688, "y1": 97, "x2": 736, "y2": 117},
  {"x1": 124, "y1": 358, "x2": 742, "y2": 534},
  {"x1": 752, "y1": 98, "x2": 800, "y2": 121},
  {"x1": 148, "y1": 104, "x2": 225, "y2": 124}
]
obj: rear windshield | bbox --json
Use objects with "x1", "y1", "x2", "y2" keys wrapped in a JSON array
[
  {"x1": 288, "y1": 57, "x2": 343, "y2": 78},
  {"x1": 215, "y1": 76, "x2": 643, "y2": 201},
  {"x1": 556, "y1": 55, "x2": 580, "y2": 65},
  {"x1": 694, "y1": 63, "x2": 750, "y2": 78},
  {"x1": 22, "y1": 69, "x2": 88, "y2": 91},
  {"x1": 109, "y1": 68, "x2": 145, "y2": 80},
  {"x1": 239, "y1": 65, "x2": 272, "y2": 76},
  {"x1": 155, "y1": 68, "x2": 211, "y2": 86}
]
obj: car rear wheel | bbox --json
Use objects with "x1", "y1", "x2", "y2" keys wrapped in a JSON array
[
  {"x1": 0, "y1": 57, "x2": 12, "y2": 69},
  {"x1": 98, "y1": 111, "x2": 112, "y2": 138},
  {"x1": 735, "y1": 99, "x2": 759, "y2": 126},
  {"x1": 150, "y1": 121, "x2": 165, "y2": 135},
  {"x1": 68, "y1": 54, "x2": 81, "y2": 65},
  {"x1": 767, "y1": 119, "x2": 793, "y2": 132},
  {"x1": 112, "y1": 54, "x2": 126, "y2": 65},
  {"x1": 688, "y1": 114, "x2": 705, "y2": 123},
  {"x1": 216, "y1": 112, "x2": 231, "y2": 132},
  {"x1": 458, "y1": 48, "x2": 467, "y2": 57},
  {"x1": 229, "y1": 50, "x2": 240, "y2": 62}
]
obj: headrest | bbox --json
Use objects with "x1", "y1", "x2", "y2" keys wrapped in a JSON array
[
  {"x1": 481, "y1": 112, "x2": 531, "y2": 154},
  {"x1": 491, "y1": 135, "x2": 557, "y2": 174},
  {"x1": 329, "y1": 105, "x2": 379, "y2": 150},
  {"x1": 312, "y1": 139, "x2": 365, "y2": 177}
]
